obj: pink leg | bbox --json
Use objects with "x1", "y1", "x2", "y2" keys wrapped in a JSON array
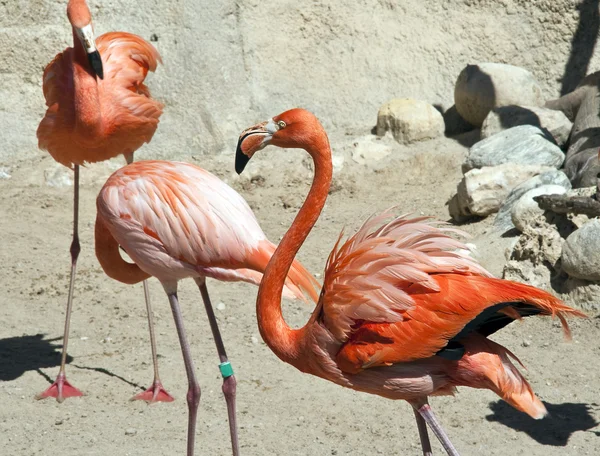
[
  {"x1": 411, "y1": 398, "x2": 460, "y2": 456},
  {"x1": 123, "y1": 152, "x2": 173, "y2": 403},
  {"x1": 36, "y1": 165, "x2": 83, "y2": 402},
  {"x1": 196, "y1": 278, "x2": 239, "y2": 456},
  {"x1": 131, "y1": 280, "x2": 174, "y2": 403},
  {"x1": 413, "y1": 408, "x2": 433, "y2": 456},
  {"x1": 167, "y1": 291, "x2": 200, "y2": 456}
]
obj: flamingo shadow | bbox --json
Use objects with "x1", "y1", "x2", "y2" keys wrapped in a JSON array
[
  {"x1": 0, "y1": 333, "x2": 73, "y2": 382},
  {"x1": 485, "y1": 400, "x2": 599, "y2": 446}
]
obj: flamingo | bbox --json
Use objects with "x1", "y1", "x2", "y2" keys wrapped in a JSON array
[
  {"x1": 234, "y1": 108, "x2": 586, "y2": 456},
  {"x1": 36, "y1": 0, "x2": 167, "y2": 403},
  {"x1": 94, "y1": 160, "x2": 320, "y2": 456}
]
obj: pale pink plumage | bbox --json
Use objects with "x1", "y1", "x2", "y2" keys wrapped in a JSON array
[{"x1": 96, "y1": 160, "x2": 319, "y2": 300}]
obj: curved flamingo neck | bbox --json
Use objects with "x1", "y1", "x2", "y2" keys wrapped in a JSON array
[
  {"x1": 95, "y1": 216, "x2": 150, "y2": 285},
  {"x1": 256, "y1": 131, "x2": 332, "y2": 368},
  {"x1": 71, "y1": 28, "x2": 103, "y2": 139}
]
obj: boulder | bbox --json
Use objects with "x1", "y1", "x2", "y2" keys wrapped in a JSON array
[
  {"x1": 454, "y1": 63, "x2": 544, "y2": 127},
  {"x1": 563, "y1": 278, "x2": 600, "y2": 312},
  {"x1": 481, "y1": 105, "x2": 572, "y2": 147},
  {"x1": 494, "y1": 169, "x2": 571, "y2": 233},
  {"x1": 561, "y1": 219, "x2": 600, "y2": 281},
  {"x1": 463, "y1": 125, "x2": 564, "y2": 172},
  {"x1": 510, "y1": 185, "x2": 567, "y2": 232},
  {"x1": 376, "y1": 98, "x2": 444, "y2": 144},
  {"x1": 448, "y1": 164, "x2": 553, "y2": 220}
]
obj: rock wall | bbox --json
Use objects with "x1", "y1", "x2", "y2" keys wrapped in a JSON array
[{"x1": 1, "y1": 0, "x2": 598, "y2": 163}]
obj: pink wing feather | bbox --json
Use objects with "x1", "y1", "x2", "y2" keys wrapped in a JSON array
[
  {"x1": 320, "y1": 212, "x2": 492, "y2": 341},
  {"x1": 97, "y1": 161, "x2": 319, "y2": 301}
]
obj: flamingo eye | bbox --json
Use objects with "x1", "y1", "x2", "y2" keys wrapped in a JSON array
[{"x1": 277, "y1": 120, "x2": 286, "y2": 129}]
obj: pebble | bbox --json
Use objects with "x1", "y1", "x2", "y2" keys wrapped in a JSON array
[
  {"x1": 125, "y1": 428, "x2": 137, "y2": 436},
  {"x1": 250, "y1": 336, "x2": 258, "y2": 345},
  {"x1": 216, "y1": 302, "x2": 226, "y2": 311}
]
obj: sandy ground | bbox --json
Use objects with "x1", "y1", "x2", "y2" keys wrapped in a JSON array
[{"x1": 1, "y1": 133, "x2": 599, "y2": 456}]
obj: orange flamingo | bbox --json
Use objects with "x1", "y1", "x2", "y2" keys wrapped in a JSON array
[
  {"x1": 94, "y1": 160, "x2": 320, "y2": 456},
  {"x1": 36, "y1": 0, "x2": 165, "y2": 402},
  {"x1": 234, "y1": 108, "x2": 585, "y2": 456}
]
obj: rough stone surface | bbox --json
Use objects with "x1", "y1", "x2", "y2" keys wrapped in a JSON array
[
  {"x1": 464, "y1": 125, "x2": 565, "y2": 172},
  {"x1": 503, "y1": 214, "x2": 569, "y2": 289},
  {"x1": 563, "y1": 278, "x2": 600, "y2": 312},
  {"x1": 494, "y1": 169, "x2": 571, "y2": 233},
  {"x1": 562, "y1": 219, "x2": 600, "y2": 281},
  {"x1": 511, "y1": 185, "x2": 568, "y2": 232},
  {"x1": 2, "y1": 1, "x2": 597, "y2": 165},
  {"x1": 44, "y1": 164, "x2": 73, "y2": 188},
  {"x1": 448, "y1": 164, "x2": 552, "y2": 220},
  {"x1": 454, "y1": 63, "x2": 544, "y2": 127},
  {"x1": 481, "y1": 105, "x2": 572, "y2": 147},
  {"x1": 376, "y1": 98, "x2": 444, "y2": 144},
  {"x1": 350, "y1": 135, "x2": 393, "y2": 165}
]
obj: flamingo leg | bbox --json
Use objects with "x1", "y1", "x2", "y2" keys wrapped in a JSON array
[
  {"x1": 167, "y1": 291, "x2": 201, "y2": 456},
  {"x1": 195, "y1": 278, "x2": 240, "y2": 456},
  {"x1": 36, "y1": 165, "x2": 83, "y2": 402},
  {"x1": 412, "y1": 399, "x2": 460, "y2": 456},
  {"x1": 123, "y1": 152, "x2": 173, "y2": 403},
  {"x1": 131, "y1": 280, "x2": 174, "y2": 403},
  {"x1": 413, "y1": 408, "x2": 433, "y2": 456}
]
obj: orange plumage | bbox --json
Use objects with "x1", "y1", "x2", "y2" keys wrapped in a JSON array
[
  {"x1": 235, "y1": 108, "x2": 586, "y2": 455},
  {"x1": 37, "y1": 31, "x2": 162, "y2": 167}
]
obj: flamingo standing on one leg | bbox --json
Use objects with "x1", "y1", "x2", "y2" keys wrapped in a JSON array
[
  {"x1": 36, "y1": 0, "x2": 169, "y2": 403},
  {"x1": 94, "y1": 160, "x2": 320, "y2": 456},
  {"x1": 234, "y1": 108, "x2": 586, "y2": 456}
]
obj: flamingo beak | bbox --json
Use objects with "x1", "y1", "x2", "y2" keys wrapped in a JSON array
[
  {"x1": 75, "y1": 23, "x2": 104, "y2": 80},
  {"x1": 235, "y1": 120, "x2": 276, "y2": 174}
]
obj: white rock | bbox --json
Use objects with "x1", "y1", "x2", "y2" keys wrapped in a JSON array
[
  {"x1": 481, "y1": 105, "x2": 572, "y2": 147},
  {"x1": 562, "y1": 219, "x2": 600, "y2": 281},
  {"x1": 44, "y1": 164, "x2": 73, "y2": 188},
  {"x1": 494, "y1": 170, "x2": 571, "y2": 233},
  {"x1": 351, "y1": 135, "x2": 392, "y2": 165},
  {"x1": 511, "y1": 185, "x2": 567, "y2": 232},
  {"x1": 376, "y1": 98, "x2": 444, "y2": 144},
  {"x1": 216, "y1": 302, "x2": 226, "y2": 311},
  {"x1": 464, "y1": 125, "x2": 564, "y2": 172},
  {"x1": 0, "y1": 167, "x2": 11, "y2": 179},
  {"x1": 332, "y1": 154, "x2": 345, "y2": 172},
  {"x1": 454, "y1": 63, "x2": 544, "y2": 127},
  {"x1": 450, "y1": 164, "x2": 552, "y2": 219}
]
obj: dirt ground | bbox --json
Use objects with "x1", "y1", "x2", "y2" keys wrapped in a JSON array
[{"x1": 1, "y1": 132, "x2": 599, "y2": 456}]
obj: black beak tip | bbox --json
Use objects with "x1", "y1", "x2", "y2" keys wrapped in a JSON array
[
  {"x1": 88, "y1": 50, "x2": 104, "y2": 80},
  {"x1": 235, "y1": 141, "x2": 250, "y2": 175}
]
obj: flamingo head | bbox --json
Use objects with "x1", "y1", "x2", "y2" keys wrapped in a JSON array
[
  {"x1": 235, "y1": 108, "x2": 325, "y2": 174},
  {"x1": 67, "y1": 0, "x2": 104, "y2": 80}
]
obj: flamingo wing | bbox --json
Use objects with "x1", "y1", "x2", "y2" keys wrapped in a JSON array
[
  {"x1": 100, "y1": 160, "x2": 267, "y2": 268},
  {"x1": 317, "y1": 213, "x2": 583, "y2": 374},
  {"x1": 98, "y1": 161, "x2": 320, "y2": 301},
  {"x1": 319, "y1": 213, "x2": 491, "y2": 342},
  {"x1": 97, "y1": 32, "x2": 163, "y2": 140},
  {"x1": 334, "y1": 274, "x2": 583, "y2": 374}
]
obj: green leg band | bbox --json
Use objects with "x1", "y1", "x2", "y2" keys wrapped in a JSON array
[{"x1": 219, "y1": 361, "x2": 234, "y2": 378}]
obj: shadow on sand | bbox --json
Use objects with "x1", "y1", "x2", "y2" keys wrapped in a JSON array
[{"x1": 486, "y1": 400, "x2": 599, "y2": 446}]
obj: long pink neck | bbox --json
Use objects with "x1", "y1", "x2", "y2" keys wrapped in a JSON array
[
  {"x1": 71, "y1": 28, "x2": 102, "y2": 138},
  {"x1": 256, "y1": 133, "x2": 332, "y2": 369}
]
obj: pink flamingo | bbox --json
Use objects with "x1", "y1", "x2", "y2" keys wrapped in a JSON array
[
  {"x1": 94, "y1": 160, "x2": 320, "y2": 456},
  {"x1": 36, "y1": 0, "x2": 168, "y2": 402},
  {"x1": 234, "y1": 108, "x2": 585, "y2": 456}
]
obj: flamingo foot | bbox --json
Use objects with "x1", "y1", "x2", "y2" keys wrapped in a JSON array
[
  {"x1": 131, "y1": 379, "x2": 175, "y2": 403},
  {"x1": 35, "y1": 373, "x2": 83, "y2": 403}
]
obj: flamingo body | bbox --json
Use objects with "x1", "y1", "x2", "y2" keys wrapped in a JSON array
[
  {"x1": 235, "y1": 108, "x2": 585, "y2": 455},
  {"x1": 96, "y1": 160, "x2": 318, "y2": 299},
  {"x1": 37, "y1": 32, "x2": 163, "y2": 167},
  {"x1": 95, "y1": 159, "x2": 319, "y2": 455}
]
